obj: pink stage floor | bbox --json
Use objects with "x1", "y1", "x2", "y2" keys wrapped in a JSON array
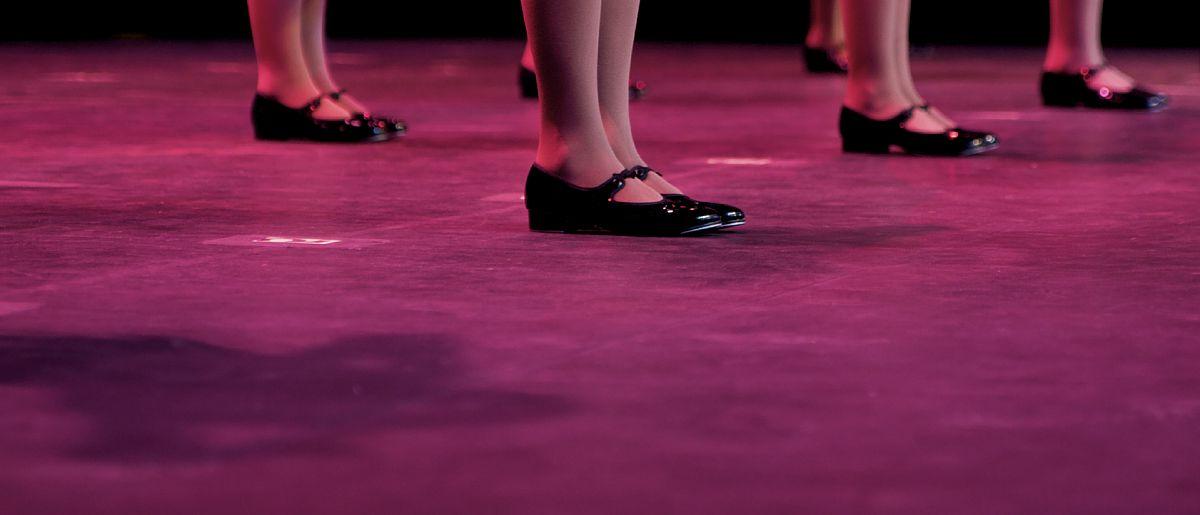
[{"x1": 1, "y1": 41, "x2": 1199, "y2": 514}]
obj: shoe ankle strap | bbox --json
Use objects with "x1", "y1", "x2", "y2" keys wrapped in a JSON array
[
  {"x1": 325, "y1": 88, "x2": 349, "y2": 101},
  {"x1": 1045, "y1": 62, "x2": 1109, "y2": 78},
  {"x1": 322, "y1": 88, "x2": 370, "y2": 118},
  {"x1": 615, "y1": 169, "x2": 643, "y2": 181},
  {"x1": 303, "y1": 96, "x2": 324, "y2": 112},
  {"x1": 628, "y1": 165, "x2": 663, "y2": 181},
  {"x1": 1079, "y1": 62, "x2": 1109, "y2": 80},
  {"x1": 604, "y1": 169, "x2": 650, "y2": 200},
  {"x1": 894, "y1": 106, "x2": 918, "y2": 124}
]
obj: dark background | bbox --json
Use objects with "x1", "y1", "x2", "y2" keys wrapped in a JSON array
[{"x1": 3, "y1": 2, "x2": 1197, "y2": 47}]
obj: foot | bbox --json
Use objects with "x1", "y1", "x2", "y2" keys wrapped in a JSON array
[
  {"x1": 822, "y1": 44, "x2": 848, "y2": 67},
  {"x1": 905, "y1": 107, "x2": 952, "y2": 134},
  {"x1": 834, "y1": 47, "x2": 848, "y2": 68},
  {"x1": 327, "y1": 90, "x2": 371, "y2": 116},
  {"x1": 894, "y1": 90, "x2": 956, "y2": 132},
  {"x1": 259, "y1": 88, "x2": 352, "y2": 121},
  {"x1": 538, "y1": 162, "x2": 662, "y2": 203},
  {"x1": 850, "y1": 103, "x2": 949, "y2": 134},
  {"x1": 802, "y1": 43, "x2": 849, "y2": 74},
  {"x1": 600, "y1": 176, "x2": 661, "y2": 203},
  {"x1": 1080, "y1": 65, "x2": 1137, "y2": 94},
  {"x1": 1040, "y1": 63, "x2": 1166, "y2": 111},
  {"x1": 919, "y1": 105, "x2": 957, "y2": 131},
  {"x1": 251, "y1": 95, "x2": 389, "y2": 143},
  {"x1": 1047, "y1": 62, "x2": 1137, "y2": 94},
  {"x1": 607, "y1": 177, "x2": 660, "y2": 203},
  {"x1": 524, "y1": 166, "x2": 723, "y2": 236},
  {"x1": 631, "y1": 165, "x2": 684, "y2": 195},
  {"x1": 628, "y1": 166, "x2": 746, "y2": 229},
  {"x1": 839, "y1": 105, "x2": 998, "y2": 157},
  {"x1": 804, "y1": 32, "x2": 845, "y2": 57},
  {"x1": 308, "y1": 100, "x2": 352, "y2": 122}
]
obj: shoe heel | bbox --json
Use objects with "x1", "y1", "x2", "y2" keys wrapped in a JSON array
[
  {"x1": 528, "y1": 209, "x2": 575, "y2": 233},
  {"x1": 841, "y1": 138, "x2": 890, "y2": 154},
  {"x1": 1040, "y1": 74, "x2": 1083, "y2": 108},
  {"x1": 251, "y1": 95, "x2": 302, "y2": 141}
]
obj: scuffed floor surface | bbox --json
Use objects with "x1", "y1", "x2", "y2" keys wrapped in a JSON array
[{"x1": 1, "y1": 41, "x2": 1199, "y2": 514}]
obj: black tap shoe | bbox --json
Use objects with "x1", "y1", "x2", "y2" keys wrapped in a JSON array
[
  {"x1": 838, "y1": 105, "x2": 998, "y2": 157},
  {"x1": 327, "y1": 89, "x2": 408, "y2": 136},
  {"x1": 629, "y1": 166, "x2": 745, "y2": 228},
  {"x1": 251, "y1": 94, "x2": 389, "y2": 143},
  {"x1": 524, "y1": 166, "x2": 723, "y2": 236},
  {"x1": 803, "y1": 45, "x2": 848, "y2": 74},
  {"x1": 519, "y1": 65, "x2": 646, "y2": 101},
  {"x1": 628, "y1": 79, "x2": 648, "y2": 100},
  {"x1": 1040, "y1": 64, "x2": 1167, "y2": 111},
  {"x1": 518, "y1": 66, "x2": 540, "y2": 99}
]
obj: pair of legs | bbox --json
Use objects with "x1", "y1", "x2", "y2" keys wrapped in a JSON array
[
  {"x1": 840, "y1": 0, "x2": 950, "y2": 133},
  {"x1": 832, "y1": 0, "x2": 1140, "y2": 129},
  {"x1": 521, "y1": 0, "x2": 679, "y2": 202},
  {"x1": 247, "y1": 0, "x2": 368, "y2": 120},
  {"x1": 520, "y1": 28, "x2": 647, "y2": 101},
  {"x1": 1042, "y1": 0, "x2": 1136, "y2": 91}
]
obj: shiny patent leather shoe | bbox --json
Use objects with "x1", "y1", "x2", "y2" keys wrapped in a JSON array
[
  {"x1": 803, "y1": 45, "x2": 848, "y2": 74},
  {"x1": 838, "y1": 105, "x2": 998, "y2": 157},
  {"x1": 524, "y1": 166, "x2": 723, "y2": 236},
  {"x1": 1040, "y1": 64, "x2": 1167, "y2": 111},
  {"x1": 327, "y1": 89, "x2": 407, "y2": 135},
  {"x1": 251, "y1": 94, "x2": 389, "y2": 143},
  {"x1": 519, "y1": 65, "x2": 646, "y2": 101},
  {"x1": 629, "y1": 166, "x2": 745, "y2": 228}
]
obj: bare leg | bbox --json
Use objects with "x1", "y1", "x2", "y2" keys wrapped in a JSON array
[
  {"x1": 806, "y1": 0, "x2": 845, "y2": 51},
  {"x1": 597, "y1": 0, "x2": 641, "y2": 170},
  {"x1": 1045, "y1": 0, "x2": 1106, "y2": 70},
  {"x1": 298, "y1": 0, "x2": 369, "y2": 114},
  {"x1": 891, "y1": 0, "x2": 922, "y2": 106},
  {"x1": 842, "y1": 0, "x2": 900, "y2": 115},
  {"x1": 248, "y1": 0, "x2": 349, "y2": 120},
  {"x1": 1044, "y1": 0, "x2": 1134, "y2": 91},
  {"x1": 594, "y1": 0, "x2": 680, "y2": 194},
  {"x1": 521, "y1": 0, "x2": 660, "y2": 202},
  {"x1": 891, "y1": 0, "x2": 953, "y2": 129},
  {"x1": 842, "y1": 0, "x2": 946, "y2": 133}
]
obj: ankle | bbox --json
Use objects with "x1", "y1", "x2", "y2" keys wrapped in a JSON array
[
  {"x1": 608, "y1": 142, "x2": 645, "y2": 171},
  {"x1": 256, "y1": 80, "x2": 322, "y2": 108},
  {"x1": 843, "y1": 93, "x2": 913, "y2": 121},
  {"x1": 537, "y1": 162, "x2": 621, "y2": 189},
  {"x1": 534, "y1": 145, "x2": 626, "y2": 189},
  {"x1": 1043, "y1": 48, "x2": 1106, "y2": 73},
  {"x1": 309, "y1": 78, "x2": 340, "y2": 95}
]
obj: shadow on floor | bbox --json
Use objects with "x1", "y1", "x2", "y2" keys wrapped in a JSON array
[
  {"x1": 0, "y1": 333, "x2": 572, "y2": 463},
  {"x1": 784, "y1": 224, "x2": 952, "y2": 245}
]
